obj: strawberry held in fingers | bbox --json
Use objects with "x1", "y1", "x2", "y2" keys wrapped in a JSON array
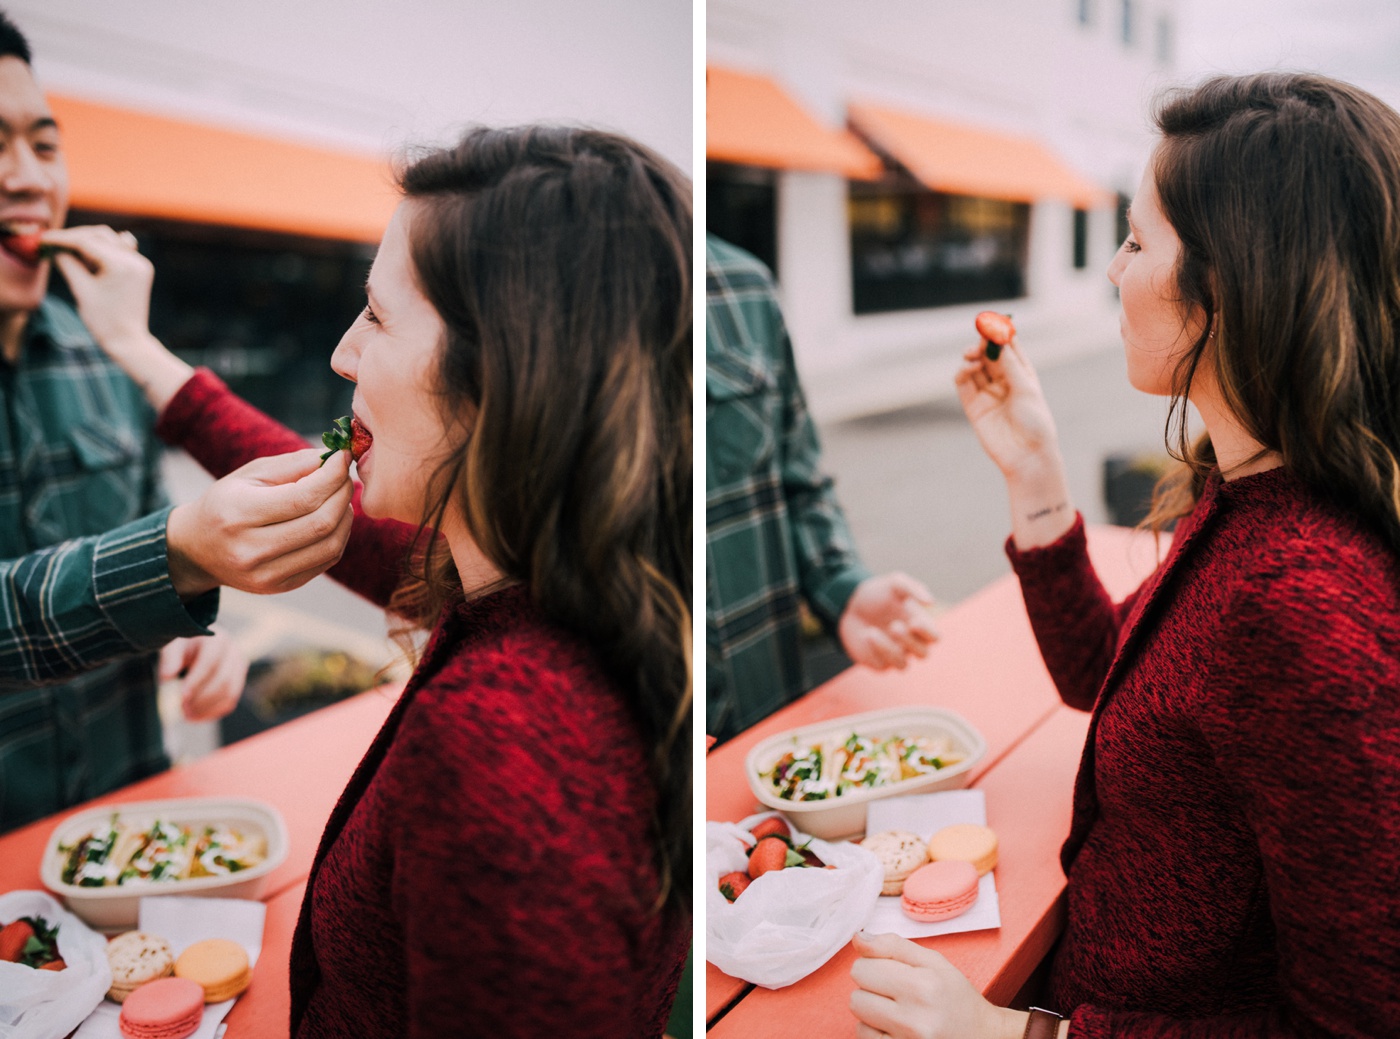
[{"x1": 975, "y1": 311, "x2": 1016, "y2": 361}]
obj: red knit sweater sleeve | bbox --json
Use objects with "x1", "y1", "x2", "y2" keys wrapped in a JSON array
[
  {"x1": 155, "y1": 368, "x2": 414, "y2": 608},
  {"x1": 1069, "y1": 553, "x2": 1400, "y2": 1039},
  {"x1": 1006, "y1": 516, "x2": 1139, "y2": 711},
  {"x1": 381, "y1": 648, "x2": 672, "y2": 1037}
]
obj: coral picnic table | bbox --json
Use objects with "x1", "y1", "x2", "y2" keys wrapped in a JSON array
[
  {"x1": 0, "y1": 684, "x2": 402, "y2": 1038},
  {"x1": 705, "y1": 525, "x2": 1164, "y2": 1036}
]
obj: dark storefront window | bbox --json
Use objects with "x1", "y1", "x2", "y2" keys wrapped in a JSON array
[
  {"x1": 849, "y1": 177, "x2": 1029, "y2": 314},
  {"x1": 1115, "y1": 191, "x2": 1131, "y2": 252},
  {"x1": 707, "y1": 162, "x2": 778, "y2": 276},
  {"x1": 1073, "y1": 207, "x2": 1089, "y2": 269},
  {"x1": 63, "y1": 211, "x2": 372, "y2": 436}
]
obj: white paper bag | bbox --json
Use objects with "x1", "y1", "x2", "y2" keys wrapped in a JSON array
[
  {"x1": 705, "y1": 813, "x2": 883, "y2": 989},
  {"x1": 0, "y1": 890, "x2": 111, "y2": 1039}
]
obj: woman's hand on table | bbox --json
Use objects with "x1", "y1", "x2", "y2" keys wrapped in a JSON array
[
  {"x1": 160, "y1": 627, "x2": 249, "y2": 722},
  {"x1": 850, "y1": 931, "x2": 1029, "y2": 1039},
  {"x1": 954, "y1": 337, "x2": 1076, "y2": 550},
  {"x1": 45, "y1": 225, "x2": 195, "y2": 413},
  {"x1": 839, "y1": 573, "x2": 939, "y2": 670}
]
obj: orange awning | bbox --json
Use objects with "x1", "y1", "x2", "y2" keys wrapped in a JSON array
[
  {"x1": 50, "y1": 94, "x2": 399, "y2": 243},
  {"x1": 707, "y1": 66, "x2": 882, "y2": 179},
  {"x1": 848, "y1": 102, "x2": 1113, "y2": 209}
]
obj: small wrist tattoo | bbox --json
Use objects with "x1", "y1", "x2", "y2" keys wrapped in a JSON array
[{"x1": 1026, "y1": 502, "x2": 1068, "y2": 522}]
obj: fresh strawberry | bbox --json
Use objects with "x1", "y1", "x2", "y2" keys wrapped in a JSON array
[
  {"x1": 747, "y1": 835, "x2": 790, "y2": 879},
  {"x1": 39, "y1": 958, "x2": 65, "y2": 971},
  {"x1": 975, "y1": 311, "x2": 1016, "y2": 360},
  {"x1": 350, "y1": 418, "x2": 372, "y2": 462},
  {"x1": 749, "y1": 816, "x2": 791, "y2": 843},
  {"x1": 1, "y1": 233, "x2": 43, "y2": 265},
  {"x1": 0, "y1": 919, "x2": 34, "y2": 962},
  {"x1": 718, "y1": 871, "x2": 751, "y2": 902}
]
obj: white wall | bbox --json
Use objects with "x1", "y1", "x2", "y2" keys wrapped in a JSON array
[
  {"x1": 709, "y1": 0, "x2": 1179, "y2": 419},
  {"x1": 8, "y1": 0, "x2": 693, "y2": 175}
]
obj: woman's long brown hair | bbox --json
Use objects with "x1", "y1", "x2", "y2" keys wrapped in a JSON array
[
  {"x1": 1144, "y1": 72, "x2": 1400, "y2": 548},
  {"x1": 387, "y1": 125, "x2": 692, "y2": 918}
]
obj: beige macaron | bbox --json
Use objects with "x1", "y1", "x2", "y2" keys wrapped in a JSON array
[
  {"x1": 106, "y1": 931, "x2": 174, "y2": 1003},
  {"x1": 927, "y1": 822, "x2": 999, "y2": 876},
  {"x1": 862, "y1": 830, "x2": 930, "y2": 896},
  {"x1": 174, "y1": 938, "x2": 252, "y2": 1003}
]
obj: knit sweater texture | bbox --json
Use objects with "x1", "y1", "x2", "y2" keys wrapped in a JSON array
[
  {"x1": 157, "y1": 369, "x2": 688, "y2": 1038},
  {"x1": 1007, "y1": 466, "x2": 1400, "y2": 1038}
]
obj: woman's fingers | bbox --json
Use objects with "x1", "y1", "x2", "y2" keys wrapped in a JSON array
[{"x1": 849, "y1": 988, "x2": 905, "y2": 1037}]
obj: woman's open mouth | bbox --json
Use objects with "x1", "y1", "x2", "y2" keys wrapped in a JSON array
[{"x1": 350, "y1": 416, "x2": 373, "y2": 463}]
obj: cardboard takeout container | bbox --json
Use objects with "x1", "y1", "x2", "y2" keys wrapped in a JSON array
[
  {"x1": 40, "y1": 797, "x2": 288, "y2": 929},
  {"x1": 744, "y1": 707, "x2": 987, "y2": 839}
]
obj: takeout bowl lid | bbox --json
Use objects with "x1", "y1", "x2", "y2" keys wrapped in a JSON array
[
  {"x1": 743, "y1": 707, "x2": 987, "y2": 840},
  {"x1": 39, "y1": 797, "x2": 288, "y2": 929}
]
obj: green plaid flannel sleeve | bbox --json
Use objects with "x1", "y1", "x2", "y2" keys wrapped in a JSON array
[
  {"x1": 0, "y1": 506, "x2": 216, "y2": 687},
  {"x1": 772, "y1": 321, "x2": 870, "y2": 625}
]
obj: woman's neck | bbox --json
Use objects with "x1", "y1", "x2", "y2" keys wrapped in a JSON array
[
  {"x1": 441, "y1": 514, "x2": 508, "y2": 596},
  {"x1": 1190, "y1": 383, "x2": 1283, "y2": 480}
]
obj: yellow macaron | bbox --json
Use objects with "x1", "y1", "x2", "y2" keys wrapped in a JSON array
[
  {"x1": 926, "y1": 822, "x2": 998, "y2": 876},
  {"x1": 173, "y1": 938, "x2": 251, "y2": 1003}
]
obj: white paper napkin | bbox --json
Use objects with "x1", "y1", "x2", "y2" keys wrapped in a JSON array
[
  {"x1": 860, "y1": 789, "x2": 1002, "y2": 939},
  {"x1": 73, "y1": 896, "x2": 266, "y2": 1039}
]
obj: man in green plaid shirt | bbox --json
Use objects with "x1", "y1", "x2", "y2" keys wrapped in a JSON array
[
  {"x1": 0, "y1": 17, "x2": 352, "y2": 831},
  {"x1": 706, "y1": 235, "x2": 939, "y2": 743}
]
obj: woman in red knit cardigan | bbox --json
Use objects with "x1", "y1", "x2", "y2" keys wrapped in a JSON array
[
  {"x1": 48, "y1": 127, "x2": 692, "y2": 1037},
  {"x1": 848, "y1": 75, "x2": 1400, "y2": 1039}
]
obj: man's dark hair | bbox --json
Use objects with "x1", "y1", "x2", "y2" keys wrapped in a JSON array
[{"x1": 0, "y1": 11, "x2": 31, "y2": 64}]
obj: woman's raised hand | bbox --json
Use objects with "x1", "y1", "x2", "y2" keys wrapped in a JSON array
[
  {"x1": 953, "y1": 337, "x2": 1060, "y2": 480},
  {"x1": 43, "y1": 226, "x2": 195, "y2": 413},
  {"x1": 954, "y1": 336, "x2": 1077, "y2": 549}
]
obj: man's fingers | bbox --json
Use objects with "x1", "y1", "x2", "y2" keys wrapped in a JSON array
[
  {"x1": 888, "y1": 572, "x2": 935, "y2": 605},
  {"x1": 861, "y1": 628, "x2": 905, "y2": 670},
  {"x1": 157, "y1": 638, "x2": 190, "y2": 681},
  {"x1": 252, "y1": 505, "x2": 354, "y2": 593},
  {"x1": 233, "y1": 449, "x2": 351, "y2": 524},
  {"x1": 236, "y1": 446, "x2": 337, "y2": 486}
]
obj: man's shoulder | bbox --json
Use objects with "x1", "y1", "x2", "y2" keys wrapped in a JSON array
[{"x1": 706, "y1": 235, "x2": 778, "y2": 297}]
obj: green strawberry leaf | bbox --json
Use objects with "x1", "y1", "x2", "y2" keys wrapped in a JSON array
[
  {"x1": 783, "y1": 847, "x2": 808, "y2": 868},
  {"x1": 318, "y1": 416, "x2": 353, "y2": 466}
]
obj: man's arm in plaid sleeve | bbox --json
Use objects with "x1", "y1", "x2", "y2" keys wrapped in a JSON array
[
  {"x1": 0, "y1": 507, "x2": 216, "y2": 688},
  {"x1": 771, "y1": 314, "x2": 871, "y2": 626}
]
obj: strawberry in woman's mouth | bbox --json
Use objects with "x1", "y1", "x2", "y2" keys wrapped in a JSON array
[
  {"x1": 319, "y1": 415, "x2": 374, "y2": 466},
  {"x1": 350, "y1": 416, "x2": 372, "y2": 462}
]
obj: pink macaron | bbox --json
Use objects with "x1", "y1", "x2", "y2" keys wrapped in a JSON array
[
  {"x1": 118, "y1": 976, "x2": 205, "y2": 1039},
  {"x1": 900, "y1": 860, "x2": 980, "y2": 922}
]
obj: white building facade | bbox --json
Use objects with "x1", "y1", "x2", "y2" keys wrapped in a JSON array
[{"x1": 708, "y1": 0, "x2": 1182, "y2": 420}]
